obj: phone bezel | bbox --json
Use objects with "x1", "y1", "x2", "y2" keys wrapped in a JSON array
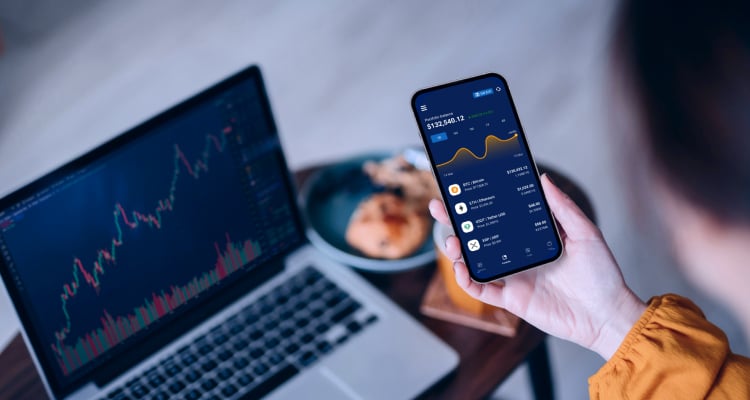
[{"x1": 411, "y1": 72, "x2": 563, "y2": 283}]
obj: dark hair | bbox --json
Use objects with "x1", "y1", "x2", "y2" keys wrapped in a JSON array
[{"x1": 614, "y1": 0, "x2": 750, "y2": 223}]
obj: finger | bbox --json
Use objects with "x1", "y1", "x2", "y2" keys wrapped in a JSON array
[
  {"x1": 428, "y1": 198, "x2": 451, "y2": 226},
  {"x1": 444, "y1": 235, "x2": 463, "y2": 261},
  {"x1": 541, "y1": 174, "x2": 600, "y2": 241},
  {"x1": 453, "y1": 260, "x2": 507, "y2": 308}
]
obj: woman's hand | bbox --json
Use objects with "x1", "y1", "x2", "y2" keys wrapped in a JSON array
[{"x1": 429, "y1": 174, "x2": 646, "y2": 359}]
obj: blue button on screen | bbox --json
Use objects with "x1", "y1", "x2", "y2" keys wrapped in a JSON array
[
  {"x1": 472, "y1": 88, "x2": 494, "y2": 98},
  {"x1": 430, "y1": 132, "x2": 448, "y2": 143}
]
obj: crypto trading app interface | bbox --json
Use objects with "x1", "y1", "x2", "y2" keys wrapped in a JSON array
[
  {"x1": 0, "y1": 76, "x2": 301, "y2": 386},
  {"x1": 414, "y1": 74, "x2": 560, "y2": 281}
]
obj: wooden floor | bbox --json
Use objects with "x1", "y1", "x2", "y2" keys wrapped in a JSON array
[{"x1": 0, "y1": 2, "x2": 747, "y2": 399}]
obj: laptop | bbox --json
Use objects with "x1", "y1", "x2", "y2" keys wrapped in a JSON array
[{"x1": 0, "y1": 66, "x2": 457, "y2": 399}]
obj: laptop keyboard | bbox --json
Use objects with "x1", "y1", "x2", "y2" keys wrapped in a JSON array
[{"x1": 103, "y1": 266, "x2": 379, "y2": 400}]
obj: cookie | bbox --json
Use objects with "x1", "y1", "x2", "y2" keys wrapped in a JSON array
[
  {"x1": 363, "y1": 155, "x2": 440, "y2": 208},
  {"x1": 345, "y1": 193, "x2": 430, "y2": 259}
]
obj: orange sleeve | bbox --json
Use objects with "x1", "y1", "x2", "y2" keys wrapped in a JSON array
[{"x1": 588, "y1": 294, "x2": 750, "y2": 399}]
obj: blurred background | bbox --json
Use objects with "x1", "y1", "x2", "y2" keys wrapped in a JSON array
[{"x1": 0, "y1": 1, "x2": 746, "y2": 399}]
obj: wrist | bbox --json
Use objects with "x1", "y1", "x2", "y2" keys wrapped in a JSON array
[{"x1": 590, "y1": 290, "x2": 647, "y2": 360}]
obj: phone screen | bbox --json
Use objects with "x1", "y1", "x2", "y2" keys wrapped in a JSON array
[{"x1": 412, "y1": 73, "x2": 562, "y2": 282}]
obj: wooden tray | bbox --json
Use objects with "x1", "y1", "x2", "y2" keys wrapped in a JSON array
[{"x1": 420, "y1": 271, "x2": 520, "y2": 337}]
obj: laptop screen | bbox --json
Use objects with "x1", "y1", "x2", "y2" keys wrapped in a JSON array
[{"x1": 0, "y1": 66, "x2": 304, "y2": 396}]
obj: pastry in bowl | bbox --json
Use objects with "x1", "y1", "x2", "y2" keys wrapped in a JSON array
[
  {"x1": 363, "y1": 155, "x2": 440, "y2": 211},
  {"x1": 345, "y1": 193, "x2": 431, "y2": 259}
]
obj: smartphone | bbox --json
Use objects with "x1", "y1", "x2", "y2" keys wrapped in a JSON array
[{"x1": 412, "y1": 73, "x2": 563, "y2": 282}]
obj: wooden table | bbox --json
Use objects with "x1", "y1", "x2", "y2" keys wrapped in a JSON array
[{"x1": 0, "y1": 164, "x2": 593, "y2": 400}]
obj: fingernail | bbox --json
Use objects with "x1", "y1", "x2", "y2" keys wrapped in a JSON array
[{"x1": 544, "y1": 173, "x2": 556, "y2": 185}]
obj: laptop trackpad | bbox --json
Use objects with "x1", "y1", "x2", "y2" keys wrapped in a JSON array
[{"x1": 269, "y1": 367, "x2": 361, "y2": 400}]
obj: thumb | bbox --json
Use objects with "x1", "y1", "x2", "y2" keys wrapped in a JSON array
[{"x1": 541, "y1": 174, "x2": 600, "y2": 241}]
